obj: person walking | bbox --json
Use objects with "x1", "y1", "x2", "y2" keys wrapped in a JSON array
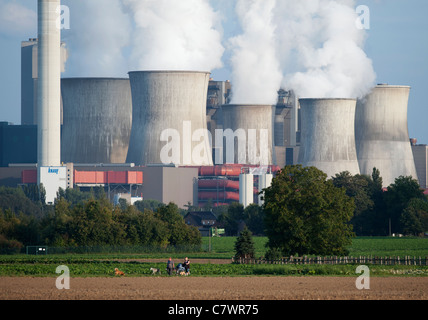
[{"x1": 167, "y1": 257, "x2": 175, "y2": 276}]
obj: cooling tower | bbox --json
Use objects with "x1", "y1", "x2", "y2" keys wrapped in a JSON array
[
  {"x1": 126, "y1": 71, "x2": 213, "y2": 166},
  {"x1": 61, "y1": 78, "x2": 132, "y2": 164},
  {"x1": 219, "y1": 104, "x2": 276, "y2": 166},
  {"x1": 298, "y1": 98, "x2": 360, "y2": 178},
  {"x1": 37, "y1": 0, "x2": 61, "y2": 168},
  {"x1": 355, "y1": 85, "x2": 418, "y2": 187}
]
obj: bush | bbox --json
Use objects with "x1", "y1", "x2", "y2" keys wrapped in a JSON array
[{"x1": 0, "y1": 235, "x2": 23, "y2": 254}]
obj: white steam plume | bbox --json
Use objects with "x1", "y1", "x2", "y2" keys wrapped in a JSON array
[
  {"x1": 62, "y1": 0, "x2": 131, "y2": 78},
  {"x1": 122, "y1": 0, "x2": 224, "y2": 72},
  {"x1": 274, "y1": 0, "x2": 376, "y2": 99},
  {"x1": 228, "y1": 0, "x2": 282, "y2": 105}
]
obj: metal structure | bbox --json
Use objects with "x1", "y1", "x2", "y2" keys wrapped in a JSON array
[
  {"x1": 239, "y1": 169, "x2": 254, "y2": 208},
  {"x1": 298, "y1": 98, "x2": 360, "y2": 178},
  {"x1": 355, "y1": 85, "x2": 418, "y2": 186},
  {"x1": 258, "y1": 171, "x2": 273, "y2": 205},
  {"x1": 126, "y1": 71, "x2": 213, "y2": 166},
  {"x1": 61, "y1": 78, "x2": 132, "y2": 164},
  {"x1": 220, "y1": 104, "x2": 276, "y2": 166},
  {"x1": 37, "y1": 0, "x2": 61, "y2": 169}
]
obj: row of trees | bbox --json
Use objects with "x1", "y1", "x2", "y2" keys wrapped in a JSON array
[
  {"x1": 1, "y1": 164, "x2": 427, "y2": 257},
  {"x1": 0, "y1": 186, "x2": 200, "y2": 253},
  {"x1": 331, "y1": 168, "x2": 428, "y2": 237},
  {"x1": 224, "y1": 165, "x2": 428, "y2": 258},
  {"x1": 217, "y1": 166, "x2": 428, "y2": 239}
]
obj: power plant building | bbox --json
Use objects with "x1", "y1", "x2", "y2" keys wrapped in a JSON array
[
  {"x1": 355, "y1": 85, "x2": 418, "y2": 187},
  {"x1": 21, "y1": 38, "x2": 67, "y2": 126},
  {"x1": 411, "y1": 141, "x2": 428, "y2": 189},
  {"x1": 5, "y1": 4, "x2": 428, "y2": 209}
]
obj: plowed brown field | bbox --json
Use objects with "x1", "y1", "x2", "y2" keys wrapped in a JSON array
[{"x1": 1, "y1": 276, "x2": 427, "y2": 300}]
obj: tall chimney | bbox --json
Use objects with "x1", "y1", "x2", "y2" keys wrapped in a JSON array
[
  {"x1": 37, "y1": 0, "x2": 65, "y2": 205},
  {"x1": 37, "y1": 0, "x2": 61, "y2": 169}
]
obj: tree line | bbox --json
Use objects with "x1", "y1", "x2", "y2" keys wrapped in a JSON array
[
  {"x1": 217, "y1": 166, "x2": 428, "y2": 238},
  {"x1": 218, "y1": 165, "x2": 428, "y2": 258},
  {"x1": 1, "y1": 165, "x2": 427, "y2": 256},
  {"x1": 0, "y1": 186, "x2": 200, "y2": 254}
]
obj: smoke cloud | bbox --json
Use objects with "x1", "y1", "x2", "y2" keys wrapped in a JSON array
[
  {"x1": 274, "y1": 0, "x2": 376, "y2": 99},
  {"x1": 62, "y1": 0, "x2": 132, "y2": 78},
  {"x1": 228, "y1": 0, "x2": 282, "y2": 105},
  {"x1": 122, "y1": 0, "x2": 224, "y2": 72},
  {"x1": 59, "y1": 0, "x2": 375, "y2": 100}
]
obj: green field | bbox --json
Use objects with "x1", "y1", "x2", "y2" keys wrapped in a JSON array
[
  {"x1": 0, "y1": 237, "x2": 427, "y2": 277},
  {"x1": 202, "y1": 236, "x2": 428, "y2": 259}
]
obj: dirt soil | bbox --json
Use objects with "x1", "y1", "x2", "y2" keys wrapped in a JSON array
[{"x1": 1, "y1": 276, "x2": 427, "y2": 300}]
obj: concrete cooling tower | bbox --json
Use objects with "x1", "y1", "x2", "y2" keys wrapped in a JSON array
[
  {"x1": 220, "y1": 104, "x2": 276, "y2": 166},
  {"x1": 355, "y1": 85, "x2": 418, "y2": 187},
  {"x1": 61, "y1": 78, "x2": 132, "y2": 164},
  {"x1": 298, "y1": 98, "x2": 360, "y2": 178},
  {"x1": 126, "y1": 71, "x2": 213, "y2": 166}
]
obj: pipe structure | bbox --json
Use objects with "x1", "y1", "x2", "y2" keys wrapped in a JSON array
[
  {"x1": 61, "y1": 78, "x2": 132, "y2": 164},
  {"x1": 298, "y1": 98, "x2": 360, "y2": 178},
  {"x1": 219, "y1": 104, "x2": 276, "y2": 166},
  {"x1": 355, "y1": 85, "x2": 418, "y2": 187},
  {"x1": 37, "y1": 0, "x2": 61, "y2": 168},
  {"x1": 126, "y1": 71, "x2": 213, "y2": 166}
]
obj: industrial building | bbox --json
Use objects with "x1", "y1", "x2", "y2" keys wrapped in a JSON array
[
  {"x1": 0, "y1": 122, "x2": 37, "y2": 167},
  {"x1": 411, "y1": 140, "x2": 428, "y2": 189},
  {"x1": 21, "y1": 38, "x2": 68, "y2": 126},
  {"x1": 1, "y1": 1, "x2": 426, "y2": 208}
]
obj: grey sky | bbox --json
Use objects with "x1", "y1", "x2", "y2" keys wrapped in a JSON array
[{"x1": 0, "y1": 0, "x2": 427, "y2": 143}]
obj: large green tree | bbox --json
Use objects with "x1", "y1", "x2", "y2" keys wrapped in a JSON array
[
  {"x1": 384, "y1": 176, "x2": 425, "y2": 234},
  {"x1": 400, "y1": 198, "x2": 428, "y2": 236},
  {"x1": 263, "y1": 165, "x2": 355, "y2": 256}
]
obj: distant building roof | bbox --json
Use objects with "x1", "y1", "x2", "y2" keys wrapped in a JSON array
[{"x1": 184, "y1": 211, "x2": 217, "y2": 227}]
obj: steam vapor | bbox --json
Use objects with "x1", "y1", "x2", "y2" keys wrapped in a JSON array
[
  {"x1": 122, "y1": 0, "x2": 224, "y2": 72},
  {"x1": 275, "y1": 0, "x2": 376, "y2": 99},
  {"x1": 228, "y1": 0, "x2": 282, "y2": 105},
  {"x1": 62, "y1": 0, "x2": 131, "y2": 78},
  {"x1": 60, "y1": 0, "x2": 375, "y2": 100}
]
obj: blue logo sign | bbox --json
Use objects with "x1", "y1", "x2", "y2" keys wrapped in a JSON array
[{"x1": 48, "y1": 168, "x2": 59, "y2": 174}]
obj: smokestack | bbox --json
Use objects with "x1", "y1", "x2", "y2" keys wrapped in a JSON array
[
  {"x1": 298, "y1": 98, "x2": 360, "y2": 178},
  {"x1": 37, "y1": 0, "x2": 61, "y2": 168},
  {"x1": 37, "y1": 0, "x2": 65, "y2": 205},
  {"x1": 355, "y1": 85, "x2": 418, "y2": 187}
]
